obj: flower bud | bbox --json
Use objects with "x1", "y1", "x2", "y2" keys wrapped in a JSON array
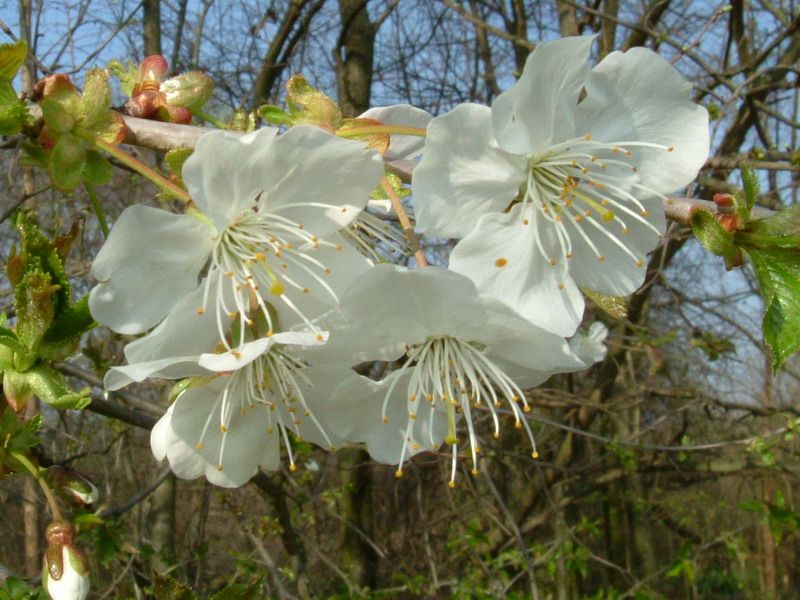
[
  {"x1": 42, "y1": 466, "x2": 99, "y2": 506},
  {"x1": 713, "y1": 193, "x2": 735, "y2": 208},
  {"x1": 137, "y1": 55, "x2": 168, "y2": 85},
  {"x1": 42, "y1": 522, "x2": 89, "y2": 600}
]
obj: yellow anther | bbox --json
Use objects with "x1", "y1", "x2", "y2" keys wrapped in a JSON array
[
  {"x1": 196, "y1": 308, "x2": 204, "y2": 314},
  {"x1": 217, "y1": 465, "x2": 224, "y2": 471},
  {"x1": 597, "y1": 256, "x2": 605, "y2": 262},
  {"x1": 515, "y1": 422, "x2": 523, "y2": 429},
  {"x1": 471, "y1": 468, "x2": 479, "y2": 475},
  {"x1": 448, "y1": 481, "x2": 456, "y2": 488},
  {"x1": 532, "y1": 451, "x2": 539, "y2": 459},
  {"x1": 290, "y1": 464, "x2": 297, "y2": 472},
  {"x1": 196, "y1": 443, "x2": 203, "y2": 450},
  {"x1": 382, "y1": 417, "x2": 389, "y2": 423},
  {"x1": 584, "y1": 134, "x2": 591, "y2": 140},
  {"x1": 269, "y1": 282, "x2": 285, "y2": 295},
  {"x1": 395, "y1": 470, "x2": 404, "y2": 478},
  {"x1": 220, "y1": 425, "x2": 228, "y2": 432}
]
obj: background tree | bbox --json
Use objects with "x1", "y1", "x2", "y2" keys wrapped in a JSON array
[{"x1": 1, "y1": 1, "x2": 799, "y2": 599}]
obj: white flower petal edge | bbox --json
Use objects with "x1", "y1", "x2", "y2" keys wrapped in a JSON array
[
  {"x1": 492, "y1": 35, "x2": 595, "y2": 154},
  {"x1": 449, "y1": 205, "x2": 585, "y2": 337},
  {"x1": 413, "y1": 103, "x2": 526, "y2": 238},
  {"x1": 89, "y1": 205, "x2": 214, "y2": 334},
  {"x1": 322, "y1": 372, "x2": 450, "y2": 466}
]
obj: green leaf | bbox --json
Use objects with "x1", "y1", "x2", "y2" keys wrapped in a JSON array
[
  {"x1": 153, "y1": 572, "x2": 198, "y2": 600},
  {"x1": 285, "y1": 75, "x2": 341, "y2": 128},
  {"x1": 742, "y1": 244, "x2": 800, "y2": 370},
  {"x1": 0, "y1": 326, "x2": 25, "y2": 358},
  {"x1": 741, "y1": 165, "x2": 759, "y2": 212},
  {"x1": 0, "y1": 40, "x2": 28, "y2": 80},
  {"x1": 40, "y1": 295, "x2": 96, "y2": 360},
  {"x1": 78, "y1": 68, "x2": 112, "y2": 125},
  {"x1": 690, "y1": 208, "x2": 737, "y2": 261},
  {"x1": 743, "y1": 204, "x2": 800, "y2": 244},
  {"x1": 209, "y1": 582, "x2": 262, "y2": 600},
  {"x1": 82, "y1": 149, "x2": 112, "y2": 185},
  {"x1": 257, "y1": 104, "x2": 292, "y2": 126},
  {"x1": 15, "y1": 270, "x2": 57, "y2": 353},
  {"x1": 20, "y1": 363, "x2": 91, "y2": 410},
  {"x1": 106, "y1": 59, "x2": 138, "y2": 97},
  {"x1": 48, "y1": 132, "x2": 87, "y2": 192},
  {"x1": 583, "y1": 289, "x2": 628, "y2": 320},
  {"x1": 0, "y1": 81, "x2": 28, "y2": 135},
  {"x1": 0, "y1": 407, "x2": 42, "y2": 453},
  {"x1": 164, "y1": 147, "x2": 194, "y2": 185},
  {"x1": 19, "y1": 140, "x2": 48, "y2": 169}
]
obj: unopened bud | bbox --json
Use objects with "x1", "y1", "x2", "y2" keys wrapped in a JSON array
[
  {"x1": 717, "y1": 212, "x2": 742, "y2": 233},
  {"x1": 124, "y1": 85, "x2": 164, "y2": 119},
  {"x1": 713, "y1": 193, "x2": 734, "y2": 208},
  {"x1": 42, "y1": 522, "x2": 89, "y2": 600},
  {"x1": 137, "y1": 55, "x2": 168, "y2": 85},
  {"x1": 161, "y1": 72, "x2": 214, "y2": 110},
  {"x1": 43, "y1": 466, "x2": 99, "y2": 506},
  {"x1": 159, "y1": 105, "x2": 193, "y2": 125}
]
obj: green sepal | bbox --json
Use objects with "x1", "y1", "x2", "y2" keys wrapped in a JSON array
[
  {"x1": 19, "y1": 363, "x2": 91, "y2": 410},
  {"x1": 19, "y1": 139, "x2": 48, "y2": 169},
  {"x1": 15, "y1": 269, "x2": 58, "y2": 354},
  {"x1": 209, "y1": 582, "x2": 263, "y2": 600},
  {"x1": 40, "y1": 97, "x2": 76, "y2": 134},
  {"x1": 82, "y1": 149, "x2": 113, "y2": 185},
  {"x1": 257, "y1": 104, "x2": 292, "y2": 126},
  {"x1": 165, "y1": 147, "x2": 194, "y2": 185},
  {"x1": 153, "y1": 571, "x2": 198, "y2": 600},
  {"x1": 80, "y1": 110, "x2": 126, "y2": 145},
  {"x1": 690, "y1": 208, "x2": 737, "y2": 265},
  {"x1": 742, "y1": 244, "x2": 800, "y2": 370},
  {"x1": 161, "y1": 72, "x2": 214, "y2": 110},
  {"x1": 3, "y1": 368, "x2": 35, "y2": 411},
  {"x1": 106, "y1": 59, "x2": 138, "y2": 97},
  {"x1": 40, "y1": 295, "x2": 97, "y2": 360},
  {"x1": 78, "y1": 68, "x2": 112, "y2": 125},
  {"x1": 0, "y1": 40, "x2": 28, "y2": 80},
  {"x1": 48, "y1": 132, "x2": 87, "y2": 191}
]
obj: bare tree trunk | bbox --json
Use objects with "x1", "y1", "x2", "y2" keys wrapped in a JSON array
[
  {"x1": 761, "y1": 476, "x2": 778, "y2": 599},
  {"x1": 555, "y1": 0, "x2": 580, "y2": 37},
  {"x1": 148, "y1": 474, "x2": 176, "y2": 573},
  {"x1": 334, "y1": 0, "x2": 375, "y2": 116},
  {"x1": 338, "y1": 448, "x2": 378, "y2": 590},
  {"x1": 143, "y1": 0, "x2": 162, "y2": 56}
]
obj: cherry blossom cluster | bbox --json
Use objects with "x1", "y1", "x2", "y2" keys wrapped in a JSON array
[{"x1": 90, "y1": 36, "x2": 709, "y2": 487}]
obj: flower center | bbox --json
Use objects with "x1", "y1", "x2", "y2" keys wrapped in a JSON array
[
  {"x1": 387, "y1": 335, "x2": 536, "y2": 486},
  {"x1": 194, "y1": 346, "x2": 334, "y2": 472},
  {"x1": 522, "y1": 134, "x2": 673, "y2": 281},
  {"x1": 198, "y1": 208, "x2": 342, "y2": 348}
]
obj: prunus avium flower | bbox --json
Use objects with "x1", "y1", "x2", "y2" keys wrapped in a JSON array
[
  {"x1": 89, "y1": 125, "x2": 384, "y2": 342},
  {"x1": 413, "y1": 35, "x2": 709, "y2": 336},
  {"x1": 311, "y1": 264, "x2": 596, "y2": 484}
]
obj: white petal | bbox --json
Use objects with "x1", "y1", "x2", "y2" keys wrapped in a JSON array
[
  {"x1": 449, "y1": 206, "x2": 584, "y2": 337},
  {"x1": 324, "y1": 372, "x2": 448, "y2": 464},
  {"x1": 575, "y1": 46, "x2": 709, "y2": 193},
  {"x1": 569, "y1": 321, "x2": 608, "y2": 366},
  {"x1": 360, "y1": 104, "x2": 432, "y2": 160},
  {"x1": 492, "y1": 36, "x2": 596, "y2": 154},
  {"x1": 150, "y1": 404, "x2": 175, "y2": 461},
  {"x1": 167, "y1": 379, "x2": 281, "y2": 487},
  {"x1": 413, "y1": 103, "x2": 526, "y2": 238},
  {"x1": 261, "y1": 125, "x2": 384, "y2": 236},
  {"x1": 184, "y1": 128, "x2": 280, "y2": 230},
  {"x1": 565, "y1": 198, "x2": 665, "y2": 295},
  {"x1": 122, "y1": 282, "x2": 229, "y2": 365},
  {"x1": 104, "y1": 356, "x2": 211, "y2": 390},
  {"x1": 89, "y1": 205, "x2": 213, "y2": 334}
]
